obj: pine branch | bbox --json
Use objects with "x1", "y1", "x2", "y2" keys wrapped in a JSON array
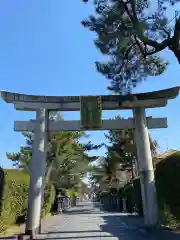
[{"x1": 121, "y1": 0, "x2": 172, "y2": 52}]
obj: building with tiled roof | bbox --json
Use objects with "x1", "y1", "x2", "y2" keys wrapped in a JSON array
[{"x1": 157, "y1": 149, "x2": 178, "y2": 159}]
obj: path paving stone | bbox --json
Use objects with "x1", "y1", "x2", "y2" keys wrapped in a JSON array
[
  {"x1": 36, "y1": 201, "x2": 180, "y2": 240},
  {"x1": 1, "y1": 201, "x2": 180, "y2": 239}
]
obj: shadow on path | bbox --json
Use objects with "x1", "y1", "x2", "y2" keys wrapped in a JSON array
[
  {"x1": 64, "y1": 209, "x2": 102, "y2": 215},
  {"x1": 44, "y1": 230, "x2": 102, "y2": 234},
  {"x1": 4, "y1": 202, "x2": 179, "y2": 240},
  {"x1": 0, "y1": 237, "x2": 16, "y2": 239},
  {"x1": 40, "y1": 203, "x2": 180, "y2": 239},
  {"x1": 38, "y1": 235, "x2": 115, "y2": 239},
  {"x1": 99, "y1": 214, "x2": 180, "y2": 240}
]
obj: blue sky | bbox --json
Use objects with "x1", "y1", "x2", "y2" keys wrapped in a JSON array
[{"x1": 0, "y1": 1, "x2": 180, "y2": 169}]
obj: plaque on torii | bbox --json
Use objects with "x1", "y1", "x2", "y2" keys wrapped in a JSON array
[{"x1": 80, "y1": 96, "x2": 102, "y2": 130}]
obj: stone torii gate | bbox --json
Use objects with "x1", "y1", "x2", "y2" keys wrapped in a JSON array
[{"x1": 1, "y1": 86, "x2": 179, "y2": 238}]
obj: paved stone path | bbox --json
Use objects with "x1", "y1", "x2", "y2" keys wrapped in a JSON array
[
  {"x1": 37, "y1": 201, "x2": 180, "y2": 240},
  {"x1": 1, "y1": 201, "x2": 180, "y2": 239}
]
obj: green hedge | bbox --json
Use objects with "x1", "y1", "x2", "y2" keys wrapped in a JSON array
[
  {"x1": 56, "y1": 188, "x2": 79, "y2": 198},
  {"x1": 66, "y1": 189, "x2": 79, "y2": 197},
  {"x1": 42, "y1": 184, "x2": 55, "y2": 217},
  {"x1": 0, "y1": 169, "x2": 29, "y2": 232},
  {"x1": 155, "y1": 152, "x2": 180, "y2": 228},
  {"x1": 122, "y1": 179, "x2": 143, "y2": 215},
  {"x1": 0, "y1": 169, "x2": 55, "y2": 233},
  {"x1": 54, "y1": 188, "x2": 79, "y2": 208},
  {"x1": 123, "y1": 152, "x2": 180, "y2": 228}
]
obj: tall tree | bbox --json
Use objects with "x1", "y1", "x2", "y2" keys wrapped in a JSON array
[
  {"x1": 88, "y1": 154, "x2": 130, "y2": 191},
  {"x1": 82, "y1": 0, "x2": 180, "y2": 93},
  {"x1": 105, "y1": 115, "x2": 158, "y2": 176},
  {"x1": 88, "y1": 160, "x2": 114, "y2": 191},
  {"x1": 88, "y1": 116, "x2": 159, "y2": 192},
  {"x1": 6, "y1": 132, "x2": 33, "y2": 173},
  {"x1": 7, "y1": 112, "x2": 102, "y2": 189},
  {"x1": 105, "y1": 116, "x2": 158, "y2": 160}
]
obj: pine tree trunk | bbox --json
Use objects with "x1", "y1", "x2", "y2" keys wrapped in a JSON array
[{"x1": 172, "y1": 49, "x2": 180, "y2": 64}]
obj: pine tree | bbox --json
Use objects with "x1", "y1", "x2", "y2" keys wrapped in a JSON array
[
  {"x1": 82, "y1": 0, "x2": 180, "y2": 93},
  {"x1": 6, "y1": 112, "x2": 103, "y2": 189}
]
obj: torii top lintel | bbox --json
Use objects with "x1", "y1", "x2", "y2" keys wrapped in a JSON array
[{"x1": 1, "y1": 86, "x2": 179, "y2": 111}]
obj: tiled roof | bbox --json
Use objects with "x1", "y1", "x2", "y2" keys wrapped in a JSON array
[{"x1": 157, "y1": 149, "x2": 178, "y2": 159}]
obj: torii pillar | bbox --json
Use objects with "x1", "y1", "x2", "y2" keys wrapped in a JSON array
[
  {"x1": 134, "y1": 107, "x2": 158, "y2": 227},
  {"x1": 25, "y1": 108, "x2": 48, "y2": 237}
]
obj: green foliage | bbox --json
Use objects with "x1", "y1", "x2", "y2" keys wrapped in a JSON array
[
  {"x1": 122, "y1": 178, "x2": 143, "y2": 216},
  {"x1": 42, "y1": 184, "x2": 56, "y2": 217},
  {"x1": 0, "y1": 169, "x2": 29, "y2": 232},
  {"x1": 105, "y1": 115, "x2": 135, "y2": 170},
  {"x1": 6, "y1": 133, "x2": 33, "y2": 173},
  {"x1": 0, "y1": 169, "x2": 55, "y2": 232},
  {"x1": 56, "y1": 188, "x2": 78, "y2": 197},
  {"x1": 90, "y1": 115, "x2": 158, "y2": 191},
  {"x1": 7, "y1": 112, "x2": 102, "y2": 190},
  {"x1": 66, "y1": 189, "x2": 79, "y2": 197},
  {"x1": 82, "y1": 0, "x2": 180, "y2": 93},
  {"x1": 155, "y1": 151, "x2": 180, "y2": 228},
  {"x1": 159, "y1": 205, "x2": 180, "y2": 229},
  {"x1": 122, "y1": 151, "x2": 180, "y2": 228}
]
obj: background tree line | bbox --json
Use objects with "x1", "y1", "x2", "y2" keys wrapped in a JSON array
[
  {"x1": 6, "y1": 112, "x2": 102, "y2": 193},
  {"x1": 88, "y1": 115, "x2": 158, "y2": 193}
]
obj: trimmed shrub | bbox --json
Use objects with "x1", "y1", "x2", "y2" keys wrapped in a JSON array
[
  {"x1": 56, "y1": 188, "x2": 78, "y2": 197},
  {"x1": 0, "y1": 169, "x2": 29, "y2": 232},
  {"x1": 66, "y1": 189, "x2": 79, "y2": 207},
  {"x1": 66, "y1": 189, "x2": 78, "y2": 197},
  {"x1": 42, "y1": 184, "x2": 56, "y2": 217},
  {"x1": 123, "y1": 152, "x2": 180, "y2": 228},
  {"x1": 0, "y1": 168, "x2": 55, "y2": 232},
  {"x1": 155, "y1": 152, "x2": 180, "y2": 228}
]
